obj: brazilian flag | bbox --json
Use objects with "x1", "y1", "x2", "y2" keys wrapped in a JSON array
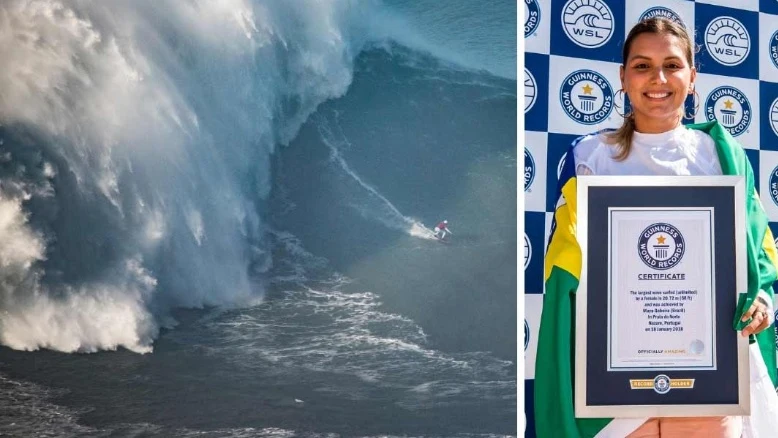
[{"x1": 534, "y1": 121, "x2": 778, "y2": 438}]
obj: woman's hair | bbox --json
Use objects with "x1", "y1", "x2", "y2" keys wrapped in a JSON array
[{"x1": 606, "y1": 17, "x2": 695, "y2": 160}]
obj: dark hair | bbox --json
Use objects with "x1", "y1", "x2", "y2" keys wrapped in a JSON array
[{"x1": 606, "y1": 17, "x2": 695, "y2": 160}]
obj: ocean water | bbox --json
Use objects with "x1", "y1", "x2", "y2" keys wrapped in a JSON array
[{"x1": 0, "y1": 0, "x2": 517, "y2": 436}]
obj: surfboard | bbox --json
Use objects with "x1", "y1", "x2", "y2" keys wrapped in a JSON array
[{"x1": 434, "y1": 234, "x2": 450, "y2": 244}]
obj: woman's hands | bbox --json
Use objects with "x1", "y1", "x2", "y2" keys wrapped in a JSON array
[{"x1": 741, "y1": 296, "x2": 772, "y2": 337}]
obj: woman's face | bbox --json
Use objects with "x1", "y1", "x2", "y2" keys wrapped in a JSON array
[{"x1": 620, "y1": 32, "x2": 696, "y2": 134}]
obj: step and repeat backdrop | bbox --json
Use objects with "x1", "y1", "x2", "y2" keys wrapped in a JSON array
[{"x1": 523, "y1": 0, "x2": 778, "y2": 436}]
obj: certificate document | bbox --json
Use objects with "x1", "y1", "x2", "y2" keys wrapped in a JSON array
[
  {"x1": 608, "y1": 208, "x2": 715, "y2": 371},
  {"x1": 575, "y1": 176, "x2": 749, "y2": 418}
]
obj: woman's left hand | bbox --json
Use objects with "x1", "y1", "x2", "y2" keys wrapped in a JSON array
[{"x1": 741, "y1": 298, "x2": 772, "y2": 336}]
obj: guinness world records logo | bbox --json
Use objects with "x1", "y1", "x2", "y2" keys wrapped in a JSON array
[
  {"x1": 639, "y1": 7, "x2": 684, "y2": 27},
  {"x1": 705, "y1": 86, "x2": 751, "y2": 137},
  {"x1": 559, "y1": 69, "x2": 614, "y2": 125},
  {"x1": 638, "y1": 223, "x2": 685, "y2": 270},
  {"x1": 524, "y1": 148, "x2": 536, "y2": 191},
  {"x1": 654, "y1": 375, "x2": 671, "y2": 394},
  {"x1": 769, "y1": 166, "x2": 778, "y2": 206},
  {"x1": 524, "y1": 0, "x2": 541, "y2": 38}
]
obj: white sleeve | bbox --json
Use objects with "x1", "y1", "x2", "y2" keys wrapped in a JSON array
[{"x1": 572, "y1": 134, "x2": 602, "y2": 176}]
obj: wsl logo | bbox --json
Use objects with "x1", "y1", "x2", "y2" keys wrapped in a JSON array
[
  {"x1": 525, "y1": 0, "x2": 541, "y2": 38},
  {"x1": 654, "y1": 375, "x2": 672, "y2": 395},
  {"x1": 559, "y1": 70, "x2": 614, "y2": 125},
  {"x1": 557, "y1": 152, "x2": 568, "y2": 179},
  {"x1": 524, "y1": 68, "x2": 537, "y2": 113},
  {"x1": 524, "y1": 320, "x2": 530, "y2": 351},
  {"x1": 770, "y1": 98, "x2": 778, "y2": 138},
  {"x1": 561, "y1": 0, "x2": 614, "y2": 49},
  {"x1": 638, "y1": 223, "x2": 685, "y2": 270},
  {"x1": 769, "y1": 166, "x2": 778, "y2": 206},
  {"x1": 524, "y1": 233, "x2": 532, "y2": 270},
  {"x1": 705, "y1": 86, "x2": 751, "y2": 137},
  {"x1": 771, "y1": 30, "x2": 778, "y2": 69},
  {"x1": 524, "y1": 148, "x2": 536, "y2": 191},
  {"x1": 639, "y1": 7, "x2": 684, "y2": 27},
  {"x1": 705, "y1": 17, "x2": 750, "y2": 66}
]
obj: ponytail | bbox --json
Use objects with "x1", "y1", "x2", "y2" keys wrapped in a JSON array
[{"x1": 604, "y1": 115, "x2": 635, "y2": 161}]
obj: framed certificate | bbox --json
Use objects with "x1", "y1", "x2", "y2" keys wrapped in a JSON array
[{"x1": 575, "y1": 176, "x2": 750, "y2": 418}]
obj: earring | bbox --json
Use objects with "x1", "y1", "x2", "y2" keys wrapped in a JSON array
[
  {"x1": 683, "y1": 88, "x2": 700, "y2": 120},
  {"x1": 613, "y1": 89, "x2": 632, "y2": 118}
]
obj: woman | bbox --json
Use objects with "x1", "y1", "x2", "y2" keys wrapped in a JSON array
[{"x1": 534, "y1": 17, "x2": 778, "y2": 437}]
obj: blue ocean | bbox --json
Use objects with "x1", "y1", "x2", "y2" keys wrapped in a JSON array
[{"x1": 0, "y1": 1, "x2": 516, "y2": 436}]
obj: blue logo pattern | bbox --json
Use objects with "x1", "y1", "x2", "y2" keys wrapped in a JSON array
[
  {"x1": 525, "y1": 0, "x2": 541, "y2": 38},
  {"x1": 524, "y1": 148, "x2": 536, "y2": 192},
  {"x1": 638, "y1": 223, "x2": 685, "y2": 271},
  {"x1": 705, "y1": 86, "x2": 752, "y2": 137},
  {"x1": 559, "y1": 69, "x2": 614, "y2": 125},
  {"x1": 561, "y1": 0, "x2": 614, "y2": 49},
  {"x1": 705, "y1": 17, "x2": 750, "y2": 66},
  {"x1": 639, "y1": 7, "x2": 684, "y2": 26},
  {"x1": 653, "y1": 375, "x2": 671, "y2": 394}
]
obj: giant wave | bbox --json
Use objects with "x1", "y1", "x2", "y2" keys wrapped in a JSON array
[{"x1": 0, "y1": 0, "x2": 493, "y2": 353}]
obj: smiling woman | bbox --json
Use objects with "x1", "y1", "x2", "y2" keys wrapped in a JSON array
[
  {"x1": 608, "y1": 17, "x2": 697, "y2": 159},
  {"x1": 620, "y1": 32, "x2": 695, "y2": 133}
]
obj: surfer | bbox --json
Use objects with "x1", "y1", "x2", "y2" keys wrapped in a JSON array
[{"x1": 433, "y1": 220, "x2": 452, "y2": 240}]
